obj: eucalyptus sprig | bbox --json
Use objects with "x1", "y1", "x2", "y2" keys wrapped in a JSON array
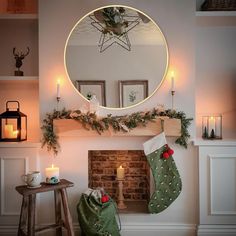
[{"x1": 41, "y1": 108, "x2": 193, "y2": 156}]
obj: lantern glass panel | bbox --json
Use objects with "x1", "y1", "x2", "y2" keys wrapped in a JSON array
[
  {"x1": 21, "y1": 116, "x2": 27, "y2": 140},
  {"x1": 1, "y1": 118, "x2": 18, "y2": 139},
  {"x1": 202, "y1": 115, "x2": 222, "y2": 139}
]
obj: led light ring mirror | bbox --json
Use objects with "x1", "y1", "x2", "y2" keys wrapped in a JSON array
[{"x1": 64, "y1": 5, "x2": 169, "y2": 109}]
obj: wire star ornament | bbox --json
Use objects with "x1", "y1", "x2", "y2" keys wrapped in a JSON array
[{"x1": 89, "y1": 8, "x2": 141, "y2": 52}]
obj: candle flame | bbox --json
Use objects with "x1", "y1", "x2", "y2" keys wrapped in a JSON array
[
  {"x1": 210, "y1": 116, "x2": 214, "y2": 120},
  {"x1": 119, "y1": 165, "x2": 122, "y2": 168},
  {"x1": 57, "y1": 78, "x2": 60, "y2": 84},
  {"x1": 51, "y1": 164, "x2": 54, "y2": 168},
  {"x1": 171, "y1": 71, "x2": 175, "y2": 77}
]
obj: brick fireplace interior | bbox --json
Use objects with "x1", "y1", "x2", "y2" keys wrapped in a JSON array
[{"x1": 88, "y1": 150, "x2": 150, "y2": 213}]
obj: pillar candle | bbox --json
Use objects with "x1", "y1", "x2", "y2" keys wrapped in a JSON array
[
  {"x1": 208, "y1": 116, "x2": 215, "y2": 133},
  {"x1": 171, "y1": 71, "x2": 175, "y2": 91},
  {"x1": 117, "y1": 165, "x2": 125, "y2": 179},
  {"x1": 57, "y1": 79, "x2": 60, "y2": 98},
  {"x1": 45, "y1": 164, "x2": 60, "y2": 184},
  {"x1": 4, "y1": 124, "x2": 17, "y2": 138}
]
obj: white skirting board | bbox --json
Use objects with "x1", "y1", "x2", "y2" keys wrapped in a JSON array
[
  {"x1": 198, "y1": 225, "x2": 236, "y2": 236},
  {"x1": 3, "y1": 224, "x2": 236, "y2": 236},
  {"x1": 0, "y1": 223, "x2": 196, "y2": 236}
]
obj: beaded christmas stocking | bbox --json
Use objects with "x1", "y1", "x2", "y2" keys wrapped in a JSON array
[{"x1": 143, "y1": 132, "x2": 182, "y2": 214}]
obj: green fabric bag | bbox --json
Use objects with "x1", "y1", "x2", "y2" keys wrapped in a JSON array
[{"x1": 77, "y1": 190, "x2": 121, "y2": 236}]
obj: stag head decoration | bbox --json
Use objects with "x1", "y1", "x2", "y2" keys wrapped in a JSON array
[{"x1": 13, "y1": 47, "x2": 30, "y2": 76}]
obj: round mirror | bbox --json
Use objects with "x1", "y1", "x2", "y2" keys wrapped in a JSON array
[{"x1": 65, "y1": 5, "x2": 168, "y2": 109}]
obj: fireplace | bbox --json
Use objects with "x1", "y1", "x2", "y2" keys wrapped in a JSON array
[{"x1": 88, "y1": 150, "x2": 151, "y2": 213}]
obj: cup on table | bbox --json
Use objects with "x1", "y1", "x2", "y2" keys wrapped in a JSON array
[{"x1": 21, "y1": 171, "x2": 41, "y2": 188}]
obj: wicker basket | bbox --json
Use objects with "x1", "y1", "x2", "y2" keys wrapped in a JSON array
[{"x1": 201, "y1": 0, "x2": 236, "y2": 11}]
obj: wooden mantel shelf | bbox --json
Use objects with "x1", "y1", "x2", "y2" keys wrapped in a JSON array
[{"x1": 53, "y1": 117, "x2": 181, "y2": 137}]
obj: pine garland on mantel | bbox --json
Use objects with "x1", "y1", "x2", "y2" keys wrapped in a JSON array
[{"x1": 41, "y1": 108, "x2": 193, "y2": 156}]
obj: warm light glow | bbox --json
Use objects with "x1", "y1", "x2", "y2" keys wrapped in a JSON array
[
  {"x1": 119, "y1": 165, "x2": 122, "y2": 168},
  {"x1": 52, "y1": 164, "x2": 54, "y2": 168},
  {"x1": 210, "y1": 116, "x2": 214, "y2": 120},
  {"x1": 171, "y1": 71, "x2": 175, "y2": 77},
  {"x1": 4, "y1": 124, "x2": 18, "y2": 138},
  {"x1": 57, "y1": 79, "x2": 60, "y2": 85}
]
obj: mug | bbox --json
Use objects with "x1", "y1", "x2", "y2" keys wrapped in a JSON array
[{"x1": 22, "y1": 171, "x2": 41, "y2": 188}]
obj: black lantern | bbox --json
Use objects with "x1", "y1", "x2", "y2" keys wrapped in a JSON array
[{"x1": 0, "y1": 101, "x2": 27, "y2": 142}]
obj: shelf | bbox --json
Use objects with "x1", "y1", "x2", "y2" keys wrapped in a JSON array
[
  {"x1": 193, "y1": 138, "x2": 236, "y2": 146},
  {"x1": 0, "y1": 14, "x2": 38, "y2": 20},
  {"x1": 53, "y1": 117, "x2": 181, "y2": 137},
  {"x1": 196, "y1": 11, "x2": 236, "y2": 17},
  {"x1": 0, "y1": 141, "x2": 40, "y2": 148},
  {"x1": 0, "y1": 76, "x2": 38, "y2": 82}
]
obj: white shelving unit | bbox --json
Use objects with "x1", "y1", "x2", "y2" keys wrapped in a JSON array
[
  {"x1": 196, "y1": 11, "x2": 236, "y2": 17},
  {"x1": 0, "y1": 76, "x2": 38, "y2": 82},
  {"x1": 0, "y1": 13, "x2": 38, "y2": 19}
]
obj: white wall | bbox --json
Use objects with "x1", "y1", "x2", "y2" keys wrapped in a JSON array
[
  {"x1": 195, "y1": 17, "x2": 236, "y2": 138},
  {"x1": 39, "y1": 0, "x2": 197, "y2": 235}
]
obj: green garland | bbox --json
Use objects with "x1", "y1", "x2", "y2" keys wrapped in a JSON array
[{"x1": 41, "y1": 108, "x2": 193, "y2": 156}]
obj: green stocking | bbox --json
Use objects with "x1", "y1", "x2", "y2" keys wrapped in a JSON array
[{"x1": 143, "y1": 132, "x2": 182, "y2": 214}]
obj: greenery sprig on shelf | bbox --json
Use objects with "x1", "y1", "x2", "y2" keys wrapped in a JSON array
[{"x1": 41, "y1": 108, "x2": 193, "y2": 156}]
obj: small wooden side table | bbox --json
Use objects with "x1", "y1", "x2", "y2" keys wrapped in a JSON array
[{"x1": 15, "y1": 179, "x2": 74, "y2": 236}]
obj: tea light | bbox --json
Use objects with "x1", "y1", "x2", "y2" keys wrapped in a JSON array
[
  {"x1": 45, "y1": 164, "x2": 60, "y2": 184},
  {"x1": 117, "y1": 165, "x2": 125, "y2": 179}
]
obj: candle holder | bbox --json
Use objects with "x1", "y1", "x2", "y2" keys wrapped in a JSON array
[
  {"x1": 202, "y1": 115, "x2": 222, "y2": 140},
  {"x1": 171, "y1": 90, "x2": 175, "y2": 110},
  {"x1": 117, "y1": 178, "x2": 127, "y2": 209},
  {"x1": 56, "y1": 96, "x2": 60, "y2": 112}
]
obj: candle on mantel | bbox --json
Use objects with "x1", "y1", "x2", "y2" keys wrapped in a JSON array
[
  {"x1": 208, "y1": 116, "x2": 215, "y2": 134},
  {"x1": 117, "y1": 165, "x2": 125, "y2": 179},
  {"x1": 171, "y1": 71, "x2": 175, "y2": 91},
  {"x1": 4, "y1": 124, "x2": 17, "y2": 138},
  {"x1": 57, "y1": 79, "x2": 60, "y2": 99},
  {"x1": 45, "y1": 164, "x2": 60, "y2": 184}
]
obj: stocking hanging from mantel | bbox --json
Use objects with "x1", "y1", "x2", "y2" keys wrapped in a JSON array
[{"x1": 143, "y1": 132, "x2": 182, "y2": 214}]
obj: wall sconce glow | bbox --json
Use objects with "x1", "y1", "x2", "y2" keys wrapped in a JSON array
[{"x1": 202, "y1": 115, "x2": 222, "y2": 139}]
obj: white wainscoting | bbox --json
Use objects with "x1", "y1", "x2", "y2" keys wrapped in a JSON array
[
  {"x1": 195, "y1": 139, "x2": 236, "y2": 236},
  {"x1": 0, "y1": 142, "x2": 39, "y2": 234}
]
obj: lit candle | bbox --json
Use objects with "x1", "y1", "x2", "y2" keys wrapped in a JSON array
[
  {"x1": 12, "y1": 130, "x2": 18, "y2": 138},
  {"x1": 4, "y1": 124, "x2": 17, "y2": 138},
  {"x1": 57, "y1": 79, "x2": 60, "y2": 98},
  {"x1": 4, "y1": 124, "x2": 13, "y2": 138},
  {"x1": 208, "y1": 116, "x2": 215, "y2": 134},
  {"x1": 171, "y1": 71, "x2": 175, "y2": 91},
  {"x1": 117, "y1": 165, "x2": 125, "y2": 179},
  {"x1": 45, "y1": 164, "x2": 60, "y2": 184}
]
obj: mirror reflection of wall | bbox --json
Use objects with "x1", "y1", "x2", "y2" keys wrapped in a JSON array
[{"x1": 65, "y1": 6, "x2": 168, "y2": 108}]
